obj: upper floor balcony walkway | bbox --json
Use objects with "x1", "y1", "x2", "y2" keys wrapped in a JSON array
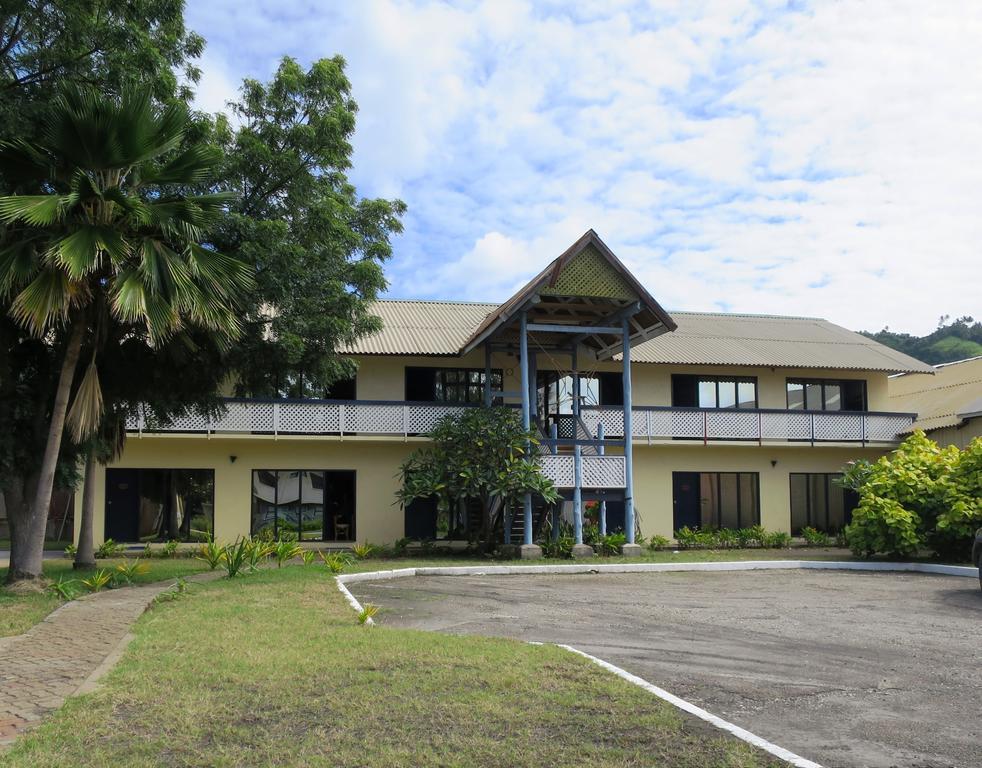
[{"x1": 128, "y1": 397, "x2": 915, "y2": 446}]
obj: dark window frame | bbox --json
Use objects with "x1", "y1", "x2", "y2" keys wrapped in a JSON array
[
  {"x1": 250, "y1": 469, "x2": 356, "y2": 542},
  {"x1": 104, "y1": 467, "x2": 215, "y2": 543},
  {"x1": 404, "y1": 366, "x2": 503, "y2": 404},
  {"x1": 672, "y1": 470, "x2": 761, "y2": 529},
  {"x1": 785, "y1": 378, "x2": 867, "y2": 411},
  {"x1": 789, "y1": 472, "x2": 857, "y2": 533},
  {"x1": 671, "y1": 374, "x2": 759, "y2": 409}
]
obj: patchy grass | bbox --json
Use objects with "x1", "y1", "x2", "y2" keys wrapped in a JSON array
[
  {"x1": 5, "y1": 566, "x2": 781, "y2": 768},
  {"x1": 0, "y1": 558, "x2": 209, "y2": 638}
]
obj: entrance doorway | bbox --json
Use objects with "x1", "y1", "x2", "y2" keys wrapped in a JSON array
[{"x1": 105, "y1": 468, "x2": 215, "y2": 542}]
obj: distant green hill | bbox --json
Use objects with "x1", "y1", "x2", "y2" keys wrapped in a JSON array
[{"x1": 861, "y1": 316, "x2": 982, "y2": 365}]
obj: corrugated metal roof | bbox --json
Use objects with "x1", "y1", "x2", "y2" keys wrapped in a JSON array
[
  {"x1": 346, "y1": 299, "x2": 933, "y2": 373},
  {"x1": 889, "y1": 357, "x2": 982, "y2": 432}
]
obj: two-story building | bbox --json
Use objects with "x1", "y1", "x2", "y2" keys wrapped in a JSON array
[{"x1": 83, "y1": 231, "x2": 932, "y2": 553}]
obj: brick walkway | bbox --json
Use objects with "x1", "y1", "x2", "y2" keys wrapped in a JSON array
[{"x1": 0, "y1": 577, "x2": 195, "y2": 745}]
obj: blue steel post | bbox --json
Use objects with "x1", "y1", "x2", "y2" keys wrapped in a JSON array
[
  {"x1": 622, "y1": 318, "x2": 635, "y2": 544},
  {"x1": 519, "y1": 311, "x2": 533, "y2": 546},
  {"x1": 598, "y1": 421, "x2": 607, "y2": 536},
  {"x1": 550, "y1": 422, "x2": 560, "y2": 542},
  {"x1": 573, "y1": 444, "x2": 583, "y2": 544}
]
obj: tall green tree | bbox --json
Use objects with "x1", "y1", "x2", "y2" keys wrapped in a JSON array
[
  {"x1": 0, "y1": 87, "x2": 251, "y2": 583},
  {"x1": 0, "y1": 1, "x2": 203, "y2": 137},
  {"x1": 210, "y1": 56, "x2": 406, "y2": 397},
  {"x1": 0, "y1": 0, "x2": 206, "y2": 572}
]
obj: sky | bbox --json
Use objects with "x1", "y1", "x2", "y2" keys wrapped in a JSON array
[{"x1": 186, "y1": 0, "x2": 982, "y2": 335}]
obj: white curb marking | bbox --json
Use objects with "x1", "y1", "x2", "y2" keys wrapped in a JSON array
[
  {"x1": 336, "y1": 560, "x2": 977, "y2": 766},
  {"x1": 556, "y1": 644, "x2": 822, "y2": 768}
]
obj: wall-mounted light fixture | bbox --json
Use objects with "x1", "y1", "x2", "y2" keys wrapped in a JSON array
[
  {"x1": 770, "y1": 459, "x2": 778, "y2": 467},
  {"x1": 230, "y1": 455, "x2": 238, "y2": 464}
]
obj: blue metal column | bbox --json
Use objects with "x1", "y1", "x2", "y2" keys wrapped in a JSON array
[
  {"x1": 571, "y1": 342, "x2": 583, "y2": 544},
  {"x1": 622, "y1": 318, "x2": 635, "y2": 544},
  {"x1": 550, "y1": 422, "x2": 560, "y2": 542},
  {"x1": 573, "y1": 444, "x2": 583, "y2": 544},
  {"x1": 597, "y1": 421, "x2": 607, "y2": 536},
  {"x1": 519, "y1": 311, "x2": 533, "y2": 546}
]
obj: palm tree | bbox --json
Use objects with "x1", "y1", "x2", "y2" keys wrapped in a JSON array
[{"x1": 0, "y1": 88, "x2": 252, "y2": 583}]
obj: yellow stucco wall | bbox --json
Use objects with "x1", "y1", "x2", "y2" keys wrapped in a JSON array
[
  {"x1": 353, "y1": 354, "x2": 892, "y2": 411},
  {"x1": 925, "y1": 418, "x2": 982, "y2": 450},
  {"x1": 82, "y1": 434, "x2": 885, "y2": 546},
  {"x1": 78, "y1": 356, "x2": 897, "y2": 546},
  {"x1": 632, "y1": 443, "x2": 885, "y2": 540}
]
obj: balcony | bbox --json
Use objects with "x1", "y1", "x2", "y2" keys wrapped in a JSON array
[{"x1": 581, "y1": 406, "x2": 915, "y2": 444}]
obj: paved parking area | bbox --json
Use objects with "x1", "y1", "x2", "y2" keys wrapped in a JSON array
[{"x1": 353, "y1": 569, "x2": 982, "y2": 768}]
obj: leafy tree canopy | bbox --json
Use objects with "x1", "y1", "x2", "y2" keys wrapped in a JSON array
[
  {"x1": 0, "y1": 0, "x2": 203, "y2": 139},
  {"x1": 862, "y1": 316, "x2": 982, "y2": 365},
  {"x1": 398, "y1": 407, "x2": 559, "y2": 549},
  {"x1": 209, "y1": 56, "x2": 406, "y2": 398},
  {"x1": 842, "y1": 431, "x2": 981, "y2": 559}
]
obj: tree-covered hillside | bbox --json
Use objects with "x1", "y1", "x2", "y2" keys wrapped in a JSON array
[{"x1": 862, "y1": 316, "x2": 982, "y2": 365}]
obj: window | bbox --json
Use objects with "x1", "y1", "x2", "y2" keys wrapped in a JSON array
[
  {"x1": 672, "y1": 375, "x2": 758, "y2": 409},
  {"x1": 673, "y1": 471, "x2": 760, "y2": 530},
  {"x1": 789, "y1": 473, "x2": 858, "y2": 533},
  {"x1": 786, "y1": 379, "x2": 866, "y2": 411},
  {"x1": 405, "y1": 367, "x2": 503, "y2": 403},
  {"x1": 251, "y1": 470, "x2": 355, "y2": 541},
  {"x1": 324, "y1": 376, "x2": 356, "y2": 400},
  {"x1": 105, "y1": 469, "x2": 214, "y2": 543}
]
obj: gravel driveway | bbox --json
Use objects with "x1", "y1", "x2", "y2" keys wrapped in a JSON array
[{"x1": 352, "y1": 569, "x2": 982, "y2": 768}]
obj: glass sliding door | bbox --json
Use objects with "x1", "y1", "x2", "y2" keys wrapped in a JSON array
[
  {"x1": 672, "y1": 471, "x2": 760, "y2": 531},
  {"x1": 105, "y1": 468, "x2": 214, "y2": 543},
  {"x1": 789, "y1": 473, "x2": 857, "y2": 533},
  {"x1": 251, "y1": 469, "x2": 354, "y2": 541}
]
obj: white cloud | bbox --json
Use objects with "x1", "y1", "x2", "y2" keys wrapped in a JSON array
[{"x1": 188, "y1": 0, "x2": 982, "y2": 334}]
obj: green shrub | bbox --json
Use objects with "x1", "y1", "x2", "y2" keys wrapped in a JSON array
[
  {"x1": 541, "y1": 535, "x2": 574, "y2": 559},
  {"x1": 95, "y1": 539, "x2": 124, "y2": 558},
  {"x1": 762, "y1": 531, "x2": 792, "y2": 548},
  {"x1": 46, "y1": 576, "x2": 79, "y2": 600},
  {"x1": 800, "y1": 527, "x2": 831, "y2": 546},
  {"x1": 273, "y1": 540, "x2": 303, "y2": 567},
  {"x1": 63, "y1": 543, "x2": 77, "y2": 557},
  {"x1": 319, "y1": 551, "x2": 353, "y2": 574},
  {"x1": 81, "y1": 569, "x2": 113, "y2": 592},
  {"x1": 351, "y1": 542, "x2": 375, "y2": 559},
  {"x1": 196, "y1": 540, "x2": 226, "y2": 570},
  {"x1": 245, "y1": 538, "x2": 275, "y2": 571},
  {"x1": 845, "y1": 496, "x2": 922, "y2": 558},
  {"x1": 392, "y1": 537, "x2": 411, "y2": 556},
  {"x1": 358, "y1": 603, "x2": 379, "y2": 625},
  {"x1": 222, "y1": 539, "x2": 250, "y2": 578},
  {"x1": 647, "y1": 535, "x2": 670, "y2": 550},
  {"x1": 160, "y1": 540, "x2": 180, "y2": 558},
  {"x1": 593, "y1": 532, "x2": 626, "y2": 556},
  {"x1": 843, "y1": 432, "x2": 981, "y2": 559},
  {"x1": 113, "y1": 559, "x2": 149, "y2": 585},
  {"x1": 299, "y1": 550, "x2": 316, "y2": 565}
]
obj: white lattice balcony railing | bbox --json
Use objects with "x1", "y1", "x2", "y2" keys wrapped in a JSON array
[
  {"x1": 581, "y1": 407, "x2": 915, "y2": 444},
  {"x1": 127, "y1": 399, "x2": 476, "y2": 438},
  {"x1": 538, "y1": 454, "x2": 626, "y2": 489}
]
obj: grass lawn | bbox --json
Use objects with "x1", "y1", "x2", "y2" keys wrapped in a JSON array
[
  {"x1": 0, "y1": 558, "x2": 209, "y2": 638},
  {"x1": 3, "y1": 564, "x2": 782, "y2": 768}
]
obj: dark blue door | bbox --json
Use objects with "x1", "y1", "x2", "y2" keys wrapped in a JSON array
[
  {"x1": 673, "y1": 472, "x2": 701, "y2": 530},
  {"x1": 105, "y1": 468, "x2": 140, "y2": 542}
]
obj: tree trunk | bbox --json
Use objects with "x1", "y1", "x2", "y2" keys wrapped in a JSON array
[
  {"x1": 73, "y1": 448, "x2": 97, "y2": 569},
  {"x1": 6, "y1": 320, "x2": 84, "y2": 584}
]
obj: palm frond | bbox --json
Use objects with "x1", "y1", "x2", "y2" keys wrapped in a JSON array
[
  {"x1": 50, "y1": 226, "x2": 130, "y2": 278},
  {"x1": 140, "y1": 143, "x2": 222, "y2": 186},
  {"x1": 0, "y1": 240, "x2": 41, "y2": 296},
  {"x1": 8, "y1": 268, "x2": 74, "y2": 335},
  {"x1": 66, "y1": 357, "x2": 104, "y2": 443},
  {"x1": 0, "y1": 195, "x2": 67, "y2": 226}
]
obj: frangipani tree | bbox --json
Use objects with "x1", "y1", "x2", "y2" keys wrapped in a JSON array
[
  {"x1": 0, "y1": 88, "x2": 252, "y2": 583},
  {"x1": 398, "y1": 407, "x2": 559, "y2": 550}
]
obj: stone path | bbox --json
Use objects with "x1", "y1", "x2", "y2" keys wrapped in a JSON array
[{"x1": 0, "y1": 576, "x2": 196, "y2": 745}]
